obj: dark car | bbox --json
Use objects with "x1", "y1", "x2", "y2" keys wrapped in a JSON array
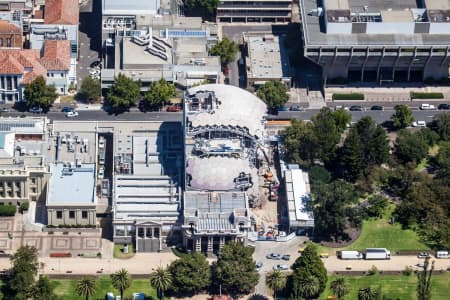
[
  {"x1": 90, "y1": 60, "x2": 102, "y2": 68},
  {"x1": 438, "y1": 103, "x2": 450, "y2": 110},
  {"x1": 277, "y1": 106, "x2": 289, "y2": 112},
  {"x1": 349, "y1": 105, "x2": 364, "y2": 111},
  {"x1": 417, "y1": 252, "x2": 431, "y2": 258},
  {"x1": 370, "y1": 105, "x2": 383, "y2": 111},
  {"x1": 266, "y1": 253, "x2": 282, "y2": 260},
  {"x1": 61, "y1": 106, "x2": 74, "y2": 113},
  {"x1": 282, "y1": 254, "x2": 291, "y2": 261}
]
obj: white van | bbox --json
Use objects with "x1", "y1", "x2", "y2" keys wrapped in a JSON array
[{"x1": 436, "y1": 251, "x2": 449, "y2": 258}]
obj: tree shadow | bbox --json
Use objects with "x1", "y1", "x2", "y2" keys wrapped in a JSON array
[{"x1": 248, "y1": 294, "x2": 269, "y2": 300}]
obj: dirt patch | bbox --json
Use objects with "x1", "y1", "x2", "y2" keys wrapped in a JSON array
[{"x1": 319, "y1": 226, "x2": 362, "y2": 248}]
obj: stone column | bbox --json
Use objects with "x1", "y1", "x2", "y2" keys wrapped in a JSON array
[
  {"x1": 195, "y1": 237, "x2": 201, "y2": 252},
  {"x1": 207, "y1": 236, "x2": 213, "y2": 252},
  {"x1": 219, "y1": 236, "x2": 225, "y2": 249}
]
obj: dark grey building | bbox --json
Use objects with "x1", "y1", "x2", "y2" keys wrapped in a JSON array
[
  {"x1": 217, "y1": 0, "x2": 292, "y2": 22},
  {"x1": 300, "y1": 0, "x2": 450, "y2": 83}
]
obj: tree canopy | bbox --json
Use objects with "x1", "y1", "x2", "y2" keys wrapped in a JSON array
[
  {"x1": 142, "y1": 78, "x2": 176, "y2": 110},
  {"x1": 391, "y1": 105, "x2": 414, "y2": 129},
  {"x1": 256, "y1": 80, "x2": 289, "y2": 111},
  {"x1": 290, "y1": 243, "x2": 327, "y2": 299},
  {"x1": 8, "y1": 245, "x2": 39, "y2": 299},
  {"x1": 184, "y1": 0, "x2": 220, "y2": 19},
  {"x1": 30, "y1": 276, "x2": 58, "y2": 300},
  {"x1": 434, "y1": 112, "x2": 450, "y2": 141},
  {"x1": 214, "y1": 241, "x2": 259, "y2": 296},
  {"x1": 395, "y1": 129, "x2": 428, "y2": 164},
  {"x1": 106, "y1": 74, "x2": 141, "y2": 111},
  {"x1": 149, "y1": 266, "x2": 172, "y2": 300},
  {"x1": 78, "y1": 76, "x2": 101, "y2": 103},
  {"x1": 24, "y1": 76, "x2": 58, "y2": 110},
  {"x1": 110, "y1": 269, "x2": 131, "y2": 300},
  {"x1": 168, "y1": 253, "x2": 211, "y2": 295},
  {"x1": 75, "y1": 276, "x2": 96, "y2": 300},
  {"x1": 209, "y1": 37, "x2": 239, "y2": 65}
]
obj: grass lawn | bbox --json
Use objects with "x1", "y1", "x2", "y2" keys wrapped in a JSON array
[
  {"x1": 113, "y1": 243, "x2": 135, "y2": 259},
  {"x1": 59, "y1": 95, "x2": 75, "y2": 104},
  {"x1": 415, "y1": 158, "x2": 428, "y2": 172},
  {"x1": 320, "y1": 273, "x2": 450, "y2": 300},
  {"x1": 51, "y1": 276, "x2": 158, "y2": 300},
  {"x1": 341, "y1": 205, "x2": 429, "y2": 253}
]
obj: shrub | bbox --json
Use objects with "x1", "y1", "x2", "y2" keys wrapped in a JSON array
[
  {"x1": 367, "y1": 265, "x2": 379, "y2": 276},
  {"x1": 332, "y1": 93, "x2": 365, "y2": 100},
  {"x1": 19, "y1": 202, "x2": 29, "y2": 213},
  {"x1": 410, "y1": 92, "x2": 444, "y2": 99},
  {"x1": 0, "y1": 205, "x2": 17, "y2": 216},
  {"x1": 403, "y1": 266, "x2": 413, "y2": 276}
]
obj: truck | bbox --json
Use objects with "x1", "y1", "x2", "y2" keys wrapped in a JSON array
[
  {"x1": 365, "y1": 248, "x2": 391, "y2": 260},
  {"x1": 338, "y1": 250, "x2": 363, "y2": 260},
  {"x1": 435, "y1": 250, "x2": 449, "y2": 259}
]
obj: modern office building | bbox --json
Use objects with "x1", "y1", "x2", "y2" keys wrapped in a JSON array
[
  {"x1": 300, "y1": 0, "x2": 450, "y2": 82},
  {"x1": 182, "y1": 84, "x2": 268, "y2": 253},
  {"x1": 216, "y1": 0, "x2": 292, "y2": 23}
]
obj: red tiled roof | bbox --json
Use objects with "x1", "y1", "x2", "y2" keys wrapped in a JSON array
[
  {"x1": 0, "y1": 20, "x2": 21, "y2": 34},
  {"x1": 44, "y1": 0, "x2": 79, "y2": 25},
  {"x1": 41, "y1": 40, "x2": 71, "y2": 71},
  {"x1": 0, "y1": 55, "x2": 23, "y2": 74},
  {"x1": 0, "y1": 49, "x2": 47, "y2": 83}
]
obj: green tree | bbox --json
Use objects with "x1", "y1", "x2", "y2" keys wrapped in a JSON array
[
  {"x1": 106, "y1": 74, "x2": 141, "y2": 111},
  {"x1": 416, "y1": 128, "x2": 439, "y2": 147},
  {"x1": 256, "y1": 80, "x2": 289, "y2": 111},
  {"x1": 111, "y1": 268, "x2": 132, "y2": 300},
  {"x1": 265, "y1": 270, "x2": 287, "y2": 300},
  {"x1": 8, "y1": 245, "x2": 39, "y2": 299},
  {"x1": 312, "y1": 180, "x2": 358, "y2": 240},
  {"x1": 23, "y1": 76, "x2": 58, "y2": 110},
  {"x1": 435, "y1": 141, "x2": 450, "y2": 183},
  {"x1": 417, "y1": 256, "x2": 434, "y2": 300},
  {"x1": 391, "y1": 105, "x2": 414, "y2": 129},
  {"x1": 75, "y1": 276, "x2": 96, "y2": 300},
  {"x1": 214, "y1": 241, "x2": 259, "y2": 297},
  {"x1": 78, "y1": 76, "x2": 101, "y2": 103},
  {"x1": 309, "y1": 165, "x2": 331, "y2": 185},
  {"x1": 355, "y1": 116, "x2": 390, "y2": 165},
  {"x1": 395, "y1": 130, "x2": 428, "y2": 164},
  {"x1": 365, "y1": 195, "x2": 389, "y2": 218},
  {"x1": 291, "y1": 243, "x2": 327, "y2": 298},
  {"x1": 209, "y1": 37, "x2": 239, "y2": 65},
  {"x1": 338, "y1": 128, "x2": 364, "y2": 181},
  {"x1": 311, "y1": 107, "x2": 341, "y2": 165},
  {"x1": 434, "y1": 112, "x2": 450, "y2": 141},
  {"x1": 184, "y1": 0, "x2": 220, "y2": 18},
  {"x1": 168, "y1": 252, "x2": 211, "y2": 295},
  {"x1": 143, "y1": 78, "x2": 176, "y2": 110},
  {"x1": 281, "y1": 119, "x2": 315, "y2": 168},
  {"x1": 30, "y1": 275, "x2": 58, "y2": 300},
  {"x1": 149, "y1": 266, "x2": 172, "y2": 300},
  {"x1": 332, "y1": 108, "x2": 352, "y2": 133},
  {"x1": 330, "y1": 277, "x2": 349, "y2": 300}
]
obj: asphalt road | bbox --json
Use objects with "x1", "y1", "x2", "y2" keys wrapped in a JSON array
[{"x1": 0, "y1": 111, "x2": 183, "y2": 122}]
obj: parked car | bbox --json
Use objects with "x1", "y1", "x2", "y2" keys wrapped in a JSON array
[
  {"x1": 273, "y1": 264, "x2": 289, "y2": 271},
  {"x1": 412, "y1": 120, "x2": 426, "y2": 127},
  {"x1": 166, "y1": 105, "x2": 181, "y2": 112},
  {"x1": 420, "y1": 103, "x2": 435, "y2": 110},
  {"x1": 290, "y1": 105, "x2": 304, "y2": 111},
  {"x1": 438, "y1": 103, "x2": 450, "y2": 110},
  {"x1": 417, "y1": 252, "x2": 431, "y2": 258},
  {"x1": 282, "y1": 254, "x2": 291, "y2": 261},
  {"x1": 256, "y1": 261, "x2": 263, "y2": 271},
  {"x1": 370, "y1": 105, "x2": 383, "y2": 111},
  {"x1": 349, "y1": 105, "x2": 364, "y2": 111},
  {"x1": 0, "y1": 107, "x2": 9, "y2": 112},
  {"x1": 65, "y1": 111, "x2": 79, "y2": 118},
  {"x1": 98, "y1": 167, "x2": 105, "y2": 180},
  {"x1": 266, "y1": 253, "x2": 281, "y2": 260},
  {"x1": 335, "y1": 105, "x2": 349, "y2": 111},
  {"x1": 89, "y1": 68, "x2": 100, "y2": 75},
  {"x1": 277, "y1": 106, "x2": 289, "y2": 112},
  {"x1": 28, "y1": 107, "x2": 43, "y2": 113},
  {"x1": 90, "y1": 60, "x2": 102, "y2": 68},
  {"x1": 61, "y1": 106, "x2": 74, "y2": 113}
]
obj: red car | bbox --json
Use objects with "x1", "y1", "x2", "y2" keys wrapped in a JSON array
[{"x1": 166, "y1": 105, "x2": 181, "y2": 112}]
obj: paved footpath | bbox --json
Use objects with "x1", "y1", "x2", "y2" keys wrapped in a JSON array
[{"x1": 0, "y1": 253, "x2": 448, "y2": 275}]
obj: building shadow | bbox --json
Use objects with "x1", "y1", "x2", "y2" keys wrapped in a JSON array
[{"x1": 79, "y1": 0, "x2": 102, "y2": 53}]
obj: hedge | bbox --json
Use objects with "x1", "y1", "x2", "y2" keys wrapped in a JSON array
[
  {"x1": 410, "y1": 92, "x2": 444, "y2": 99},
  {"x1": 0, "y1": 205, "x2": 16, "y2": 217},
  {"x1": 332, "y1": 93, "x2": 365, "y2": 100},
  {"x1": 19, "y1": 202, "x2": 29, "y2": 213}
]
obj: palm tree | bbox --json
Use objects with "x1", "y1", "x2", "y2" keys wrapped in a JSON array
[
  {"x1": 111, "y1": 268, "x2": 132, "y2": 300},
  {"x1": 299, "y1": 275, "x2": 320, "y2": 300},
  {"x1": 265, "y1": 270, "x2": 287, "y2": 300},
  {"x1": 75, "y1": 276, "x2": 96, "y2": 300},
  {"x1": 149, "y1": 266, "x2": 172, "y2": 300},
  {"x1": 330, "y1": 277, "x2": 349, "y2": 299},
  {"x1": 358, "y1": 287, "x2": 376, "y2": 300}
]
